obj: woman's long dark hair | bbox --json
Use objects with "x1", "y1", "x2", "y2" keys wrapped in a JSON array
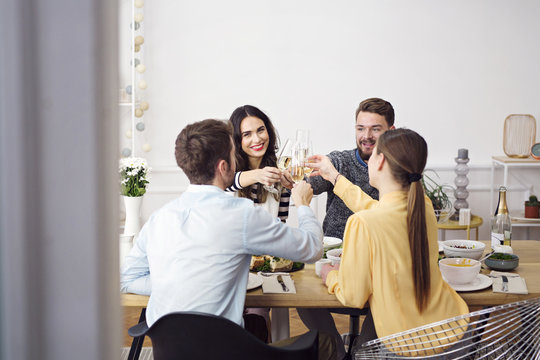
[
  {"x1": 376, "y1": 128, "x2": 430, "y2": 312},
  {"x1": 229, "y1": 105, "x2": 279, "y2": 202}
]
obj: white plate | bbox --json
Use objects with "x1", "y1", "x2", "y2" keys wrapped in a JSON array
[
  {"x1": 447, "y1": 274, "x2": 493, "y2": 292},
  {"x1": 323, "y1": 237, "x2": 342, "y2": 249},
  {"x1": 247, "y1": 273, "x2": 263, "y2": 290}
]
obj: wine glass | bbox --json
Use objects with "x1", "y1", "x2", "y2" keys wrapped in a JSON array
[
  {"x1": 277, "y1": 139, "x2": 293, "y2": 172},
  {"x1": 264, "y1": 138, "x2": 292, "y2": 194},
  {"x1": 295, "y1": 129, "x2": 310, "y2": 150},
  {"x1": 302, "y1": 141, "x2": 314, "y2": 181},
  {"x1": 290, "y1": 142, "x2": 305, "y2": 184}
]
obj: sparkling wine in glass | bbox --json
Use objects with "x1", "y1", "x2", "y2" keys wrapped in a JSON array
[
  {"x1": 303, "y1": 141, "x2": 314, "y2": 178},
  {"x1": 264, "y1": 138, "x2": 293, "y2": 194},
  {"x1": 291, "y1": 143, "x2": 305, "y2": 184},
  {"x1": 291, "y1": 165, "x2": 305, "y2": 184},
  {"x1": 277, "y1": 139, "x2": 293, "y2": 172}
]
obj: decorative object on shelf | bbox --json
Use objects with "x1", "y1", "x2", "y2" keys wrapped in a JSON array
[
  {"x1": 451, "y1": 148, "x2": 470, "y2": 220},
  {"x1": 119, "y1": 157, "x2": 150, "y2": 235},
  {"x1": 421, "y1": 170, "x2": 454, "y2": 223},
  {"x1": 531, "y1": 143, "x2": 540, "y2": 160},
  {"x1": 524, "y1": 195, "x2": 539, "y2": 219},
  {"x1": 503, "y1": 114, "x2": 536, "y2": 158}
]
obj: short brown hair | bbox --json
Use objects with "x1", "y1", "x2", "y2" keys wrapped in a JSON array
[
  {"x1": 355, "y1": 98, "x2": 395, "y2": 127},
  {"x1": 175, "y1": 119, "x2": 232, "y2": 184}
]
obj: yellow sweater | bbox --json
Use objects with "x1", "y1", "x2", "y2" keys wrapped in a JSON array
[{"x1": 326, "y1": 176, "x2": 469, "y2": 339}]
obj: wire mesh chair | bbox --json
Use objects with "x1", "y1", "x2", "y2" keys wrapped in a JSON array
[{"x1": 355, "y1": 297, "x2": 540, "y2": 359}]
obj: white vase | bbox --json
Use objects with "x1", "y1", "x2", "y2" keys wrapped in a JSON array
[
  {"x1": 123, "y1": 195, "x2": 143, "y2": 235},
  {"x1": 119, "y1": 234, "x2": 134, "y2": 268}
]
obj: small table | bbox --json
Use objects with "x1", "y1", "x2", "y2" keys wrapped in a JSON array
[{"x1": 437, "y1": 215, "x2": 483, "y2": 241}]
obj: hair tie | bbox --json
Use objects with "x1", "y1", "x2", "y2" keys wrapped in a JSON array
[{"x1": 408, "y1": 173, "x2": 422, "y2": 183}]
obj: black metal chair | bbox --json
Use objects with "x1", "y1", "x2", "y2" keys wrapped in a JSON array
[
  {"x1": 328, "y1": 307, "x2": 370, "y2": 360},
  {"x1": 128, "y1": 311, "x2": 319, "y2": 360}
]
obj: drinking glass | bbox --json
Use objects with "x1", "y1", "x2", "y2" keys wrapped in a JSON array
[
  {"x1": 277, "y1": 139, "x2": 293, "y2": 172},
  {"x1": 290, "y1": 143, "x2": 305, "y2": 184},
  {"x1": 295, "y1": 129, "x2": 310, "y2": 150},
  {"x1": 264, "y1": 138, "x2": 292, "y2": 194},
  {"x1": 302, "y1": 141, "x2": 314, "y2": 180}
]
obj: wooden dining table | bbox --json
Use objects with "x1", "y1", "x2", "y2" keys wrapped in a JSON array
[{"x1": 122, "y1": 240, "x2": 540, "y2": 358}]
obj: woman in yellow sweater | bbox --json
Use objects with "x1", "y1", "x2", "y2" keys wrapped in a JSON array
[{"x1": 311, "y1": 128, "x2": 469, "y2": 352}]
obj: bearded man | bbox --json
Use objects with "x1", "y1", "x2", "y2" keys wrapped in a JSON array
[{"x1": 309, "y1": 97, "x2": 395, "y2": 239}]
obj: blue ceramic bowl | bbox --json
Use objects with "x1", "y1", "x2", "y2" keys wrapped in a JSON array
[{"x1": 484, "y1": 253, "x2": 519, "y2": 271}]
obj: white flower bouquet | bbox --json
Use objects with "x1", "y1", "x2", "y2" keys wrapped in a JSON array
[{"x1": 119, "y1": 157, "x2": 150, "y2": 197}]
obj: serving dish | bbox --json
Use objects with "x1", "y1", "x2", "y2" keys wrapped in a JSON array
[
  {"x1": 326, "y1": 248, "x2": 342, "y2": 264},
  {"x1": 484, "y1": 253, "x2": 519, "y2": 271},
  {"x1": 323, "y1": 237, "x2": 342, "y2": 249},
  {"x1": 442, "y1": 240, "x2": 485, "y2": 260}
]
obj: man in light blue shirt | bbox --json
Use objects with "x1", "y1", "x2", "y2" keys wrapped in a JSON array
[{"x1": 121, "y1": 119, "x2": 324, "y2": 331}]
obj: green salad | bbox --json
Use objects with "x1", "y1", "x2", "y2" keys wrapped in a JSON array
[{"x1": 489, "y1": 253, "x2": 515, "y2": 260}]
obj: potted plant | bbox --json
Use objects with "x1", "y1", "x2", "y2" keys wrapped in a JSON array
[
  {"x1": 524, "y1": 195, "x2": 539, "y2": 218},
  {"x1": 119, "y1": 157, "x2": 150, "y2": 234},
  {"x1": 421, "y1": 171, "x2": 454, "y2": 223}
]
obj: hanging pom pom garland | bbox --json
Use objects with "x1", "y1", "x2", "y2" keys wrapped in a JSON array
[{"x1": 121, "y1": 0, "x2": 151, "y2": 159}]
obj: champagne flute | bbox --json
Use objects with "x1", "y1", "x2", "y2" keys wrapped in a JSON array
[
  {"x1": 277, "y1": 139, "x2": 293, "y2": 172},
  {"x1": 263, "y1": 138, "x2": 292, "y2": 194},
  {"x1": 290, "y1": 143, "x2": 305, "y2": 184},
  {"x1": 303, "y1": 141, "x2": 314, "y2": 180}
]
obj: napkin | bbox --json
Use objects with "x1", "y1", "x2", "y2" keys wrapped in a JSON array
[
  {"x1": 490, "y1": 271, "x2": 528, "y2": 294},
  {"x1": 259, "y1": 273, "x2": 297, "y2": 294}
]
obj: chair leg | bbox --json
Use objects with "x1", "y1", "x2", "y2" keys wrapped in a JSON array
[
  {"x1": 127, "y1": 308, "x2": 147, "y2": 360},
  {"x1": 340, "y1": 315, "x2": 360, "y2": 360}
]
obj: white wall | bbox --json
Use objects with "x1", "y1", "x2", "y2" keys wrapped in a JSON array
[{"x1": 126, "y1": 0, "x2": 540, "y2": 240}]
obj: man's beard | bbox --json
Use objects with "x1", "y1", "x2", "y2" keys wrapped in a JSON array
[{"x1": 357, "y1": 139, "x2": 376, "y2": 161}]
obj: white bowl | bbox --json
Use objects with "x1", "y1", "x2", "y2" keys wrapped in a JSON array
[
  {"x1": 326, "y1": 248, "x2": 342, "y2": 264},
  {"x1": 323, "y1": 237, "x2": 342, "y2": 250},
  {"x1": 442, "y1": 240, "x2": 485, "y2": 260},
  {"x1": 439, "y1": 257, "x2": 481, "y2": 285}
]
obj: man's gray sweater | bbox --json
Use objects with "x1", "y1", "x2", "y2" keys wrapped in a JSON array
[{"x1": 309, "y1": 149, "x2": 379, "y2": 239}]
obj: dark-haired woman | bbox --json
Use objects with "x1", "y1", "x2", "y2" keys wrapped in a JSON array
[
  {"x1": 227, "y1": 105, "x2": 293, "y2": 221},
  {"x1": 227, "y1": 105, "x2": 294, "y2": 344},
  {"x1": 313, "y1": 128, "x2": 468, "y2": 353}
]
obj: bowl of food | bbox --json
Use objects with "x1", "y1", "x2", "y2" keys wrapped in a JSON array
[
  {"x1": 326, "y1": 248, "x2": 342, "y2": 264},
  {"x1": 439, "y1": 257, "x2": 481, "y2": 285},
  {"x1": 442, "y1": 240, "x2": 485, "y2": 260},
  {"x1": 484, "y1": 253, "x2": 519, "y2": 271},
  {"x1": 323, "y1": 237, "x2": 342, "y2": 250}
]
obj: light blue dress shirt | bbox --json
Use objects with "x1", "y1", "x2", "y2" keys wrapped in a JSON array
[{"x1": 121, "y1": 184, "x2": 323, "y2": 327}]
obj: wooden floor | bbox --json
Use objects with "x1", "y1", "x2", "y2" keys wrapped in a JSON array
[{"x1": 123, "y1": 306, "x2": 354, "y2": 347}]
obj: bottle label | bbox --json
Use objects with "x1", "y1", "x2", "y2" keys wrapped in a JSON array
[{"x1": 491, "y1": 232, "x2": 504, "y2": 249}]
